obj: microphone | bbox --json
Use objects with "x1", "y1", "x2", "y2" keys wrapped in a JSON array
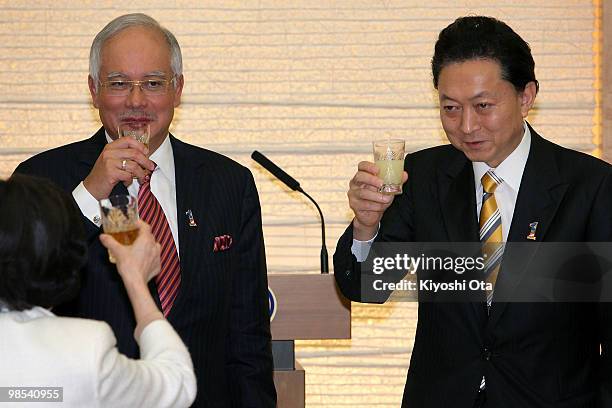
[
  {"x1": 251, "y1": 151, "x2": 301, "y2": 191},
  {"x1": 251, "y1": 150, "x2": 329, "y2": 274}
]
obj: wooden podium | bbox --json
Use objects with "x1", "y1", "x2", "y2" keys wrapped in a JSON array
[{"x1": 268, "y1": 274, "x2": 351, "y2": 408}]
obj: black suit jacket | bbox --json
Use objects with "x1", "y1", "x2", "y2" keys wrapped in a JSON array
[
  {"x1": 15, "y1": 128, "x2": 276, "y2": 408},
  {"x1": 334, "y1": 125, "x2": 612, "y2": 408}
]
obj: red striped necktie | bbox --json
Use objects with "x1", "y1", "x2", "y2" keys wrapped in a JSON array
[{"x1": 138, "y1": 168, "x2": 181, "y2": 317}]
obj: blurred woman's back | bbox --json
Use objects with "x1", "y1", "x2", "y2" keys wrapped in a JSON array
[{"x1": 0, "y1": 174, "x2": 196, "y2": 407}]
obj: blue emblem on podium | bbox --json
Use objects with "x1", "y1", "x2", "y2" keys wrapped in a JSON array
[{"x1": 268, "y1": 287, "x2": 277, "y2": 322}]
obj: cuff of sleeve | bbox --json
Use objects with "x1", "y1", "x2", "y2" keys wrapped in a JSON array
[
  {"x1": 137, "y1": 319, "x2": 187, "y2": 358},
  {"x1": 134, "y1": 312, "x2": 164, "y2": 341},
  {"x1": 351, "y1": 226, "x2": 379, "y2": 262},
  {"x1": 72, "y1": 181, "x2": 102, "y2": 227}
]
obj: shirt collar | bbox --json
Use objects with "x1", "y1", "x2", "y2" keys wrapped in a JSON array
[
  {"x1": 104, "y1": 130, "x2": 175, "y2": 187},
  {"x1": 1, "y1": 306, "x2": 55, "y2": 320},
  {"x1": 0, "y1": 301, "x2": 54, "y2": 318},
  {"x1": 472, "y1": 121, "x2": 531, "y2": 191}
]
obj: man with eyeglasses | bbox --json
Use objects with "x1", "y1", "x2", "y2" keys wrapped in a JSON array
[{"x1": 15, "y1": 13, "x2": 276, "y2": 407}]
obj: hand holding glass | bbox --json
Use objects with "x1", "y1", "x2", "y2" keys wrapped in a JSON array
[
  {"x1": 99, "y1": 194, "x2": 139, "y2": 263},
  {"x1": 373, "y1": 139, "x2": 405, "y2": 195}
]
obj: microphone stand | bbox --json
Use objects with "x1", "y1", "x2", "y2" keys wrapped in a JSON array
[
  {"x1": 251, "y1": 150, "x2": 329, "y2": 274},
  {"x1": 296, "y1": 187, "x2": 329, "y2": 274}
]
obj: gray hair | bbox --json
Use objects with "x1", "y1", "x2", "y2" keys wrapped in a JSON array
[{"x1": 89, "y1": 13, "x2": 182, "y2": 88}]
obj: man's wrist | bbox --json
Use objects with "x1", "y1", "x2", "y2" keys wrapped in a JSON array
[
  {"x1": 352, "y1": 219, "x2": 378, "y2": 241},
  {"x1": 83, "y1": 177, "x2": 104, "y2": 201}
]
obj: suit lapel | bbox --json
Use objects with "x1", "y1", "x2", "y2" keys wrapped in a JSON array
[
  {"x1": 506, "y1": 127, "x2": 567, "y2": 243},
  {"x1": 437, "y1": 151, "x2": 487, "y2": 319},
  {"x1": 76, "y1": 128, "x2": 106, "y2": 182},
  {"x1": 489, "y1": 127, "x2": 568, "y2": 326},
  {"x1": 437, "y1": 152, "x2": 479, "y2": 242},
  {"x1": 168, "y1": 136, "x2": 211, "y2": 316}
]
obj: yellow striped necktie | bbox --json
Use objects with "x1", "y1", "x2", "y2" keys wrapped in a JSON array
[
  {"x1": 478, "y1": 170, "x2": 503, "y2": 392},
  {"x1": 479, "y1": 170, "x2": 503, "y2": 305}
]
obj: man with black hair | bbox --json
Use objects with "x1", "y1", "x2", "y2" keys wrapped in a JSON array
[{"x1": 334, "y1": 16, "x2": 612, "y2": 407}]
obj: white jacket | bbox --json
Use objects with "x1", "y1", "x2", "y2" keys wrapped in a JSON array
[{"x1": 0, "y1": 307, "x2": 196, "y2": 407}]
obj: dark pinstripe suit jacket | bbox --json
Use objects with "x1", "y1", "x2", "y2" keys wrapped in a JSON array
[
  {"x1": 334, "y1": 126, "x2": 612, "y2": 408},
  {"x1": 15, "y1": 128, "x2": 276, "y2": 408}
]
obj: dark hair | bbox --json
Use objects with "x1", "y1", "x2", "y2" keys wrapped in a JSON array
[
  {"x1": 0, "y1": 174, "x2": 86, "y2": 311},
  {"x1": 432, "y1": 16, "x2": 539, "y2": 93}
]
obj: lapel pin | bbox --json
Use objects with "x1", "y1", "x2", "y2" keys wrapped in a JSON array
[
  {"x1": 186, "y1": 209, "x2": 198, "y2": 227},
  {"x1": 526, "y1": 222, "x2": 538, "y2": 240}
]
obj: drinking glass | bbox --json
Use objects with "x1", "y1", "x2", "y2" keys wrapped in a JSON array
[
  {"x1": 118, "y1": 122, "x2": 150, "y2": 149},
  {"x1": 99, "y1": 194, "x2": 139, "y2": 263},
  {"x1": 373, "y1": 139, "x2": 405, "y2": 195}
]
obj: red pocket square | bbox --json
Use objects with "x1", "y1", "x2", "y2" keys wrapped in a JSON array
[{"x1": 213, "y1": 234, "x2": 233, "y2": 252}]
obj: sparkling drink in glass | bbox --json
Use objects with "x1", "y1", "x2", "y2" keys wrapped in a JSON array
[
  {"x1": 373, "y1": 139, "x2": 405, "y2": 195},
  {"x1": 99, "y1": 194, "x2": 139, "y2": 263}
]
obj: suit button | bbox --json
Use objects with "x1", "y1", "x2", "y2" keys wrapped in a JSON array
[
  {"x1": 345, "y1": 270, "x2": 351, "y2": 276},
  {"x1": 482, "y1": 348, "x2": 492, "y2": 361}
]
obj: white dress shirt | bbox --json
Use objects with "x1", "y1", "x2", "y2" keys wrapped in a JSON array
[
  {"x1": 72, "y1": 132, "x2": 180, "y2": 253},
  {"x1": 472, "y1": 123, "x2": 531, "y2": 242},
  {"x1": 352, "y1": 122, "x2": 531, "y2": 261}
]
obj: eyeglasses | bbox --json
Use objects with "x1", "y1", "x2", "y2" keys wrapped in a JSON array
[{"x1": 98, "y1": 77, "x2": 175, "y2": 96}]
